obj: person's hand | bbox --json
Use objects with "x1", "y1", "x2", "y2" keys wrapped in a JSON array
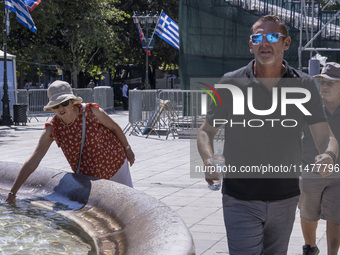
[
  {"x1": 126, "y1": 148, "x2": 135, "y2": 166},
  {"x1": 205, "y1": 171, "x2": 221, "y2": 185},
  {"x1": 204, "y1": 157, "x2": 220, "y2": 185},
  {"x1": 314, "y1": 153, "x2": 334, "y2": 177},
  {"x1": 5, "y1": 192, "x2": 16, "y2": 203}
]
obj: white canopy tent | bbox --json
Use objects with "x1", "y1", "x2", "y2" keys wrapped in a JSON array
[
  {"x1": 0, "y1": 50, "x2": 16, "y2": 59},
  {"x1": 0, "y1": 50, "x2": 17, "y2": 90}
]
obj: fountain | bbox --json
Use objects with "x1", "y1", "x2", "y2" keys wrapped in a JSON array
[{"x1": 0, "y1": 161, "x2": 195, "y2": 255}]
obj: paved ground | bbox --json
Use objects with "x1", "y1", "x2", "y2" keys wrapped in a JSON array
[{"x1": 0, "y1": 111, "x2": 328, "y2": 255}]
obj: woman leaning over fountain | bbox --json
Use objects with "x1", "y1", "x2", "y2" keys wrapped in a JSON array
[{"x1": 6, "y1": 80, "x2": 135, "y2": 203}]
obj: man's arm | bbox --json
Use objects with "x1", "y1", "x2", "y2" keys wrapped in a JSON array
[
  {"x1": 197, "y1": 120, "x2": 220, "y2": 184},
  {"x1": 309, "y1": 122, "x2": 339, "y2": 176}
]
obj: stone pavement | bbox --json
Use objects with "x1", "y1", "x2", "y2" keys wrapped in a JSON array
[{"x1": 0, "y1": 111, "x2": 328, "y2": 255}]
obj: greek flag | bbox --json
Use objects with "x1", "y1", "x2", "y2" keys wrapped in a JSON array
[
  {"x1": 5, "y1": 0, "x2": 37, "y2": 33},
  {"x1": 155, "y1": 12, "x2": 179, "y2": 50}
]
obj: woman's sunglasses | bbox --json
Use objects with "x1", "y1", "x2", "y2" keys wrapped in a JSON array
[
  {"x1": 250, "y1": 33, "x2": 286, "y2": 45},
  {"x1": 52, "y1": 100, "x2": 70, "y2": 110}
]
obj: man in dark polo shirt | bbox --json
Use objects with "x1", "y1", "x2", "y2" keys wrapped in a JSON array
[{"x1": 197, "y1": 15, "x2": 338, "y2": 254}]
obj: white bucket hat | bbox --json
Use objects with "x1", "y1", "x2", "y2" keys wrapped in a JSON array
[
  {"x1": 44, "y1": 80, "x2": 83, "y2": 111},
  {"x1": 314, "y1": 62, "x2": 340, "y2": 81}
]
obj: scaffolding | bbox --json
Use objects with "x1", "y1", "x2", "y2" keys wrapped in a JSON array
[{"x1": 298, "y1": 0, "x2": 340, "y2": 71}]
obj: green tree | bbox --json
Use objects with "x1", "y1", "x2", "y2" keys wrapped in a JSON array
[
  {"x1": 2, "y1": 0, "x2": 179, "y2": 87},
  {"x1": 4, "y1": 0, "x2": 126, "y2": 87}
]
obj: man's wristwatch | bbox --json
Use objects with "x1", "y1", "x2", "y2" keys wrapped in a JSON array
[
  {"x1": 125, "y1": 145, "x2": 131, "y2": 151},
  {"x1": 325, "y1": 151, "x2": 337, "y2": 164}
]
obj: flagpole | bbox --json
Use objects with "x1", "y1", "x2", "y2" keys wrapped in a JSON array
[
  {"x1": 145, "y1": 16, "x2": 149, "y2": 90},
  {"x1": 150, "y1": 9, "x2": 162, "y2": 39},
  {"x1": 133, "y1": 11, "x2": 160, "y2": 90},
  {"x1": 0, "y1": 6, "x2": 12, "y2": 126}
]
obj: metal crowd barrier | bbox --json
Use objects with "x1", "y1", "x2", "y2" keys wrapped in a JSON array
[
  {"x1": 124, "y1": 90, "x2": 158, "y2": 136},
  {"x1": 16, "y1": 89, "x2": 29, "y2": 105},
  {"x1": 93, "y1": 86, "x2": 114, "y2": 112},
  {"x1": 159, "y1": 90, "x2": 207, "y2": 138},
  {"x1": 27, "y1": 89, "x2": 53, "y2": 120},
  {"x1": 0, "y1": 87, "x2": 115, "y2": 122},
  {"x1": 73, "y1": 88, "x2": 93, "y2": 104},
  {"x1": 125, "y1": 89, "x2": 218, "y2": 139}
]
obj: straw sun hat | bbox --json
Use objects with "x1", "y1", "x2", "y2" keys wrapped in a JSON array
[
  {"x1": 314, "y1": 62, "x2": 340, "y2": 81},
  {"x1": 44, "y1": 80, "x2": 83, "y2": 111}
]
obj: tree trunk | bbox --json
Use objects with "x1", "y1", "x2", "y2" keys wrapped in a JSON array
[
  {"x1": 71, "y1": 69, "x2": 78, "y2": 88},
  {"x1": 71, "y1": 57, "x2": 80, "y2": 88}
]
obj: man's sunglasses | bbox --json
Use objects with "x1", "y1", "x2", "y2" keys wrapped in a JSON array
[
  {"x1": 250, "y1": 33, "x2": 286, "y2": 45},
  {"x1": 318, "y1": 79, "x2": 337, "y2": 86},
  {"x1": 52, "y1": 100, "x2": 70, "y2": 110}
]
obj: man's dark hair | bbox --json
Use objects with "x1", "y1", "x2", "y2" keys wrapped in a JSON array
[{"x1": 250, "y1": 15, "x2": 289, "y2": 37}]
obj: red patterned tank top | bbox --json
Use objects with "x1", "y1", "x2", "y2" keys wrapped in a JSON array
[{"x1": 45, "y1": 103, "x2": 126, "y2": 179}]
